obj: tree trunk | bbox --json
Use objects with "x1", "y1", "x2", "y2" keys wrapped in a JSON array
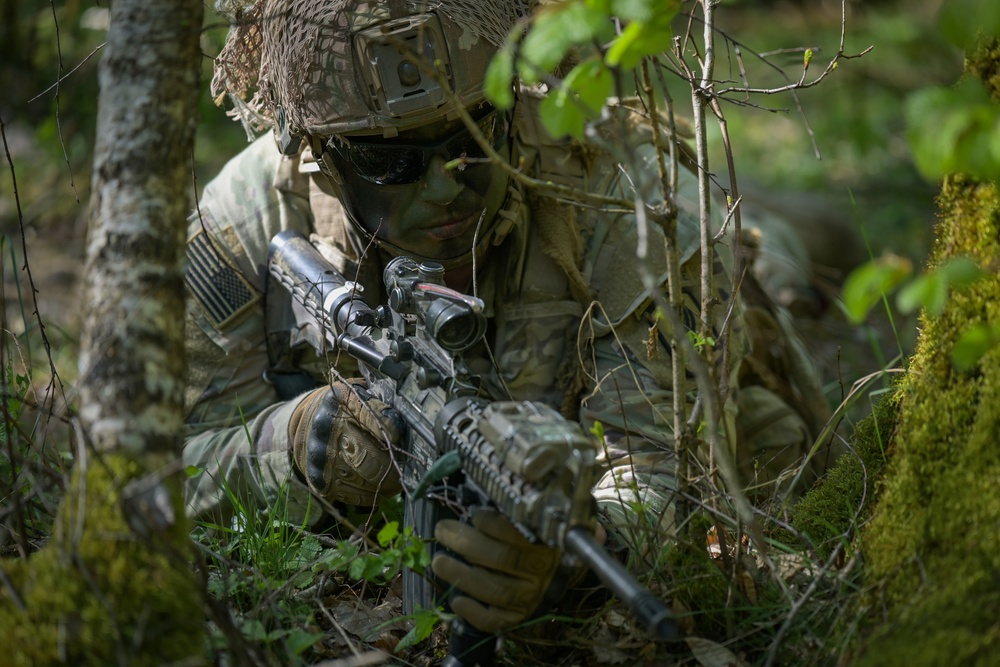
[
  {"x1": 853, "y1": 41, "x2": 1000, "y2": 667},
  {"x1": 79, "y1": 0, "x2": 197, "y2": 462},
  {"x1": 0, "y1": 1, "x2": 207, "y2": 664}
]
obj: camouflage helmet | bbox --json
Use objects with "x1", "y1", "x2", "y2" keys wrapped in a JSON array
[{"x1": 212, "y1": 0, "x2": 533, "y2": 154}]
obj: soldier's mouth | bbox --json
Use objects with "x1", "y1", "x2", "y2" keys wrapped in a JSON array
[{"x1": 421, "y1": 212, "x2": 479, "y2": 241}]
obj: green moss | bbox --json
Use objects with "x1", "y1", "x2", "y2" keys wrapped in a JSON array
[
  {"x1": 0, "y1": 453, "x2": 206, "y2": 666},
  {"x1": 854, "y1": 169, "x2": 1000, "y2": 665},
  {"x1": 967, "y1": 40, "x2": 1000, "y2": 101},
  {"x1": 785, "y1": 389, "x2": 900, "y2": 560},
  {"x1": 667, "y1": 514, "x2": 734, "y2": 636}
]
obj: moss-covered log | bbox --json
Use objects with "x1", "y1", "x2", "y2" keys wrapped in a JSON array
[
  {"x1": 852, "y1": 42, "x2": 1000, "y2": 666},
  {"x1": 0, "y1": 455, "x2": 204, "y2": 666}
]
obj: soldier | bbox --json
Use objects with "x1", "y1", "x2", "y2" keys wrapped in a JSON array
[{"x1": 184, "y1": 0, "x2": 827, "y2": 635}]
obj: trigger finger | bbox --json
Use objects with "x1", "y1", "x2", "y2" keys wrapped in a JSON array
[{"x1": 367, "y1": 403, "x2": 404, "y2": 442}]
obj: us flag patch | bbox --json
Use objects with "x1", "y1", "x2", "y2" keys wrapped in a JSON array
[{"x1": 185, "y1": 231, "x2": 259, "y2": 328}]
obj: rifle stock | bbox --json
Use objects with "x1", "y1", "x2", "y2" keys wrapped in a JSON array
[{"x1": 267, "y1": 230, "x2": 677, "y2": 664}]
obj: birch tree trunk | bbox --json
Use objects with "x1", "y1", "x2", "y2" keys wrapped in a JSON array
[
  {"x1": 80, "y1": 0, "x2": 200, "y2": 462},
  {"x1": 0, "y1": 1, "x2": 207, "y2": 663}
]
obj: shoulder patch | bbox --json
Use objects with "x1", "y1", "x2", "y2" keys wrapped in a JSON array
[{"x1": 185, "y1": 230, "x2": 260, "y2": 329}]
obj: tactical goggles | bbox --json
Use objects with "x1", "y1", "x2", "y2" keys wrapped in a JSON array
[{"x1": 325, "y1": 108, "x2": 510, "y2": 186}]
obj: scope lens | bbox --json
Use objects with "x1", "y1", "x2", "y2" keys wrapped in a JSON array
[{"x1": 426, "y1": 300, "x2": 487, "y2": 352}]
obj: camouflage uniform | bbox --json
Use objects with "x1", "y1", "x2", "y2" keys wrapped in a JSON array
[{"x1": 183, "y1": 93, "x2": 826, "y2": 554}]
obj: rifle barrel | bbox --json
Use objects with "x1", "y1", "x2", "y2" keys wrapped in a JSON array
[{"x1": 564, "y1": 527, "x2": 678, "y2": 639}]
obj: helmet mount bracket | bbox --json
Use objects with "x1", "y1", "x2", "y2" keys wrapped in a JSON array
[{"x1": 354, "y1": 14, "x2": 453, "y2": 122}]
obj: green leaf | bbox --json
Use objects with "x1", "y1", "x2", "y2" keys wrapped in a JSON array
[
  {"x1": 611, "y1": 0, "x2": 678, "y2": 23},
  {"x1": 605, "y1": 1, "x2": 678, "y2": 68},
  {"x1": 395, "y1": 608, "x2": 441, "y2": 653},
  {"x1": 951, "y1": 323, "x2": 1000, "y2": 372},
  {"x1": 606, "y1": 21, "x2": 665, "y2": 68},
  {"x1": 184, "y1": 465, "x2": 205, "y2": 478},
  {"x1": 348, "y1": 557, "x2": 367, "y2": 581},
  {"x1": 563, "y1": 58, "x2": 614, "y2": 113},
  {"x1": 291, "y1": 569, "x2": 315, "y2": 588},
  {"x1": 240, "y1": 618, "x2": 268, "y2": 641},
  {"x1": 590, "y1": 420, "x2": 605, "y2": 440},
  {"x1": 286, "y1": 629, "x2": 324, "y2": 655},
  {"x1": 485, "y1": 47, "x2": 515, "y2": 110},
  {"x1": 897, "y1": 257, "x2": 985, "y2": 317},
  {"x1": 897, "y1": 273, "x2": 947, "y2": 317},
  {"x1": 540, "y1": 88, "x2": 587, "y2": 140},
  {"x1": 537, "y1": 57, "x2": 613, "y2": 140},
  {"x1": 314, "y1": 541, "x2": 358, "y2": 573},
  {"x1": 401, "y1": 539, "x2": 431, "y2": 571},
  {"x1": 360, "y1": 555, "x2": 387, "y2": 582},
  {"x1": 840, "y1": 254, "x2": 913, "y2": 324},
  {"x1": 519, "y1": 2, "x2": 610, "y2": 82},
  {"x1": 940, "y1": 256, "x2": 985, "y2": 288},
  {"x1": 905, "y1": 79, "x2": 1000, "y2": 182},
  {"x1": 377, "y1": 521, "x2": 400, "y2": 548}
]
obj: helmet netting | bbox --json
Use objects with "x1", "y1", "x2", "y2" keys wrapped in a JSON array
[
  {"x1": 211, "y1": 1, "x2": 273, "y2": 133},
  {"x1": 419, "y1": 0, "x2": 534, "y2": 50},
  {"x1": 210, "y1": 0, "x2": 534, "y2": 135}
]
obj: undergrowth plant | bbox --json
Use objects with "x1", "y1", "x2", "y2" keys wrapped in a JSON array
[
  {"x1": 189, "y1": 462, "x2": 434, "y2": 664},
  {"x1": 192, "y1": 488, "x2": 327, "y2": 664},
  {"x1": 1, "y1": 236, "x2": 71, "y2": 558}
]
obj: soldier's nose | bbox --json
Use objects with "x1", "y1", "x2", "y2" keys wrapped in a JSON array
[{"x1": 419, "y1": 155, "x2": 463, "y2": 205}]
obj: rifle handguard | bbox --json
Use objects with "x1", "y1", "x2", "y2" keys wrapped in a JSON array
[{"x1": 433, "y1": 398, "x2": 597, "y2": 548}]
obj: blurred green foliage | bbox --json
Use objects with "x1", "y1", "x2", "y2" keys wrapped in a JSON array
[
  {"x1": 906, "y1": 79, "x2": 1000, "y2": 183},
  {"x1": 0, "y1": 0, "x2": 965, "y2": 434},
  {"x1": 703, "y1": 0, "x2": 962, "y2": 262},
  {"x1": 905, "y1": 0, "x2": 1000, "y2": 184},
  {"x1": 841, "y1": 254, "x2": 986, "y2": 325},
  {"x1": 0, "y1": 1, "x2": 250, "y2": 237},
  {"x1": 482, "y1": 0, "x2": 958, "y2": 267}
]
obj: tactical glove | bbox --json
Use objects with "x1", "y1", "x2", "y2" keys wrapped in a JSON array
[
  {"x1": 288, "y1": 380, "x2": 403, "y2": 507},
  {"x1": 432, "y1": 507, "x2": 561, "y2": 634}
]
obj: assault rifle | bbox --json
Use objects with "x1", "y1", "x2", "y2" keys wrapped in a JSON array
[{"x1": 268, "y1": 230, "x2": 677, "y2": 666}]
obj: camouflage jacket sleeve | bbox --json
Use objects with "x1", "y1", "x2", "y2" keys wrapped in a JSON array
[{"x1": 182, "y1": 135, "x2": 325, "y2": 526}]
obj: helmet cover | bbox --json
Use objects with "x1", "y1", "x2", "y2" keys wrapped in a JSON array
[{"x1": 212, "y1": 0, "x2": 533, "y2": 149}]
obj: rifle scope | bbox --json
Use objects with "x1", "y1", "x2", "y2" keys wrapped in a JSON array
[{"x1": 383, "y1": 256, "x2": 487, "y2": 353}]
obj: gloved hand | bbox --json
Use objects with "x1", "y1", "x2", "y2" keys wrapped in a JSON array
[
  {"x1": 432, "y1": 507, "x2": 562, "y2": 634},
  {"x1": 288, "y1": 380, "x2": 403, "y2": 507}
]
